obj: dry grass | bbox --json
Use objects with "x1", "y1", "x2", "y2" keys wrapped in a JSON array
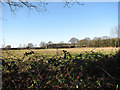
[{"x1": 2, "y1": 47, "x2": 119, "y2": 58}]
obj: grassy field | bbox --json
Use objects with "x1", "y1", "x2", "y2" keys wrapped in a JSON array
[
  {"x1": 1, "y1": 47, "x2": 120, "y2": 89},
  {"x1": 2, "y1": 47, "x2": 119, "y2": 56},
  {"x1": 2, "y1": 47, "x2": 119, "y2": 62}
]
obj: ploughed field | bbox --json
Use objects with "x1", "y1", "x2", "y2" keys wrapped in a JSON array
[{"x1": 1, "y1": 47, "x2": 120, "y2": 89}]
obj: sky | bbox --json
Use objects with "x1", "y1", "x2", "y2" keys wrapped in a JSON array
[{"x1": 2, "y1": 2, "x2": 118, "y2": 48}]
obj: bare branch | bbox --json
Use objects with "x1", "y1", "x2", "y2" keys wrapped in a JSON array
[
  {"x1": 2, "y1": 0, "x2": 84, "y2": 14},
  {"x1": 64, "y1": 0, "x2": 84, "y2": 7},
  {"x1": 2, "y1": 0, "x2": 48, "y2": 14}
]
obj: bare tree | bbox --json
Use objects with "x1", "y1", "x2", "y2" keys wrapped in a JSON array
[
  {"x1": 27, "y1": 43, "x2": 34, "y2": 49},
  {"x1": 1, "y1": 0, "x2": 84, "y2": 14},
  {"x1": 23, "y1": 44, "x2": 26, "y2": 48},
  {"x1": 60, "y1": 41, "x2": 64, "y2": 44},
  {"x1": 39, "y1": 41, "x2": 46, "y2": 47},
  {"x1": 18, "y1": 44, "x2": 22, "y2": 48},
  {"x1": 84, "y1": 37, "x2": 91, "y2": 47},
  {"x1": 48, "y1": 41, "x2": 53, "y2": 45},
  {"x1": 69, "y1": 37, "x2": 79, "y2": 45},
  {"x1": 1, "y1": 1, "x2": 48, "y2": 14},
  {"x1": 2, "y1": 38, "x2": 6, "y2": 48},
  {"x1": 110, "y1": 26, "x2": 119, "y2": 47},
  {"x1": 110, "y1": 26, "x2": 118, "y2": 38}
]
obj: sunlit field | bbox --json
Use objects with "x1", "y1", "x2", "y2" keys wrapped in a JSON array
[
  {"x1": 2, "y1": 47, "x2": 119, "y2": 62},
  {"x1": 2, "y1": 47, "x2": 120, "y2": 89},
  {"x1": 2, "y1": 47, "x2": 119, "y2": 57}
]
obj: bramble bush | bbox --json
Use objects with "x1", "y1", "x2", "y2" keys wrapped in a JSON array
[{"x1": 2, "y1": 49, "x2": 120, "y2": 89}]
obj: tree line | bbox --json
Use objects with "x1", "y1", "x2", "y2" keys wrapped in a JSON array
[
  {"x1": 77, "y1": 37, "x2": 120, "y2": 47},
  {"x1": 3, "y1": 36, "x2": 120, "y2": 49}
]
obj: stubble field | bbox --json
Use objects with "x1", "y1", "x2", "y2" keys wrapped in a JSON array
[{"x1": 2, "y1": 47, "x2": 119, "y2": 57}]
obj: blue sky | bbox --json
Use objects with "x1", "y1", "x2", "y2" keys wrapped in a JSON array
[{"x1": 2, "y1": 2, "x2": 118, "y2": 48}]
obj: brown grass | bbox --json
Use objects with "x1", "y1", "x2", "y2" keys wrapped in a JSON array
[{"x1": 2, "y1": 47, "x2": 119, "y2": 58}]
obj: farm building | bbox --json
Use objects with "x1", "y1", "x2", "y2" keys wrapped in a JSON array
[{"x1": 47, "y1": 44, "x2": 75, "y2": 48}]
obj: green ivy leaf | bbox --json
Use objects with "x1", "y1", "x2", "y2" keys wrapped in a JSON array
[{"x1": 76, "y1": 85, "x2": 78, "y2": 88}]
